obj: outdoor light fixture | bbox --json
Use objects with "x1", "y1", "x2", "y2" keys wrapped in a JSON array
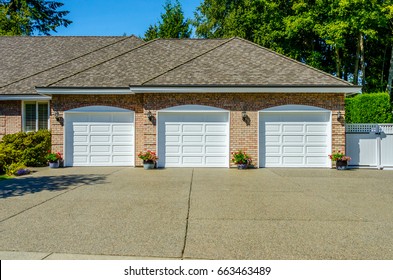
[
  {"x1": 242, "y1": 111, "x2": 247, "y2": 121},
  {"x1": 147, "y1": 111, "x2": 153, "y2": 122},
  {"x1": 54, "y1": 110, "x2": 61, "y2": 122},
  {"x1": 337, "y1": 111, "x2": 342, "y2": 121}
]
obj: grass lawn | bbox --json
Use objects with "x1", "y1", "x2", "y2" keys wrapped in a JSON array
[{"x1": 0, "y1": 174, "x2": 13, "y2": 181}]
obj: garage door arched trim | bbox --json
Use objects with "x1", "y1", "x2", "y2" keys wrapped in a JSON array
[
  {"x1": 157, "y1": 105, "x2": 230, "y2": 168},
  {"x1": 259, "y1": 104, "x2": 332, "y2": 168},
  {"x1": 64, "y1": 106, "x2": 135, "y2": 167}
]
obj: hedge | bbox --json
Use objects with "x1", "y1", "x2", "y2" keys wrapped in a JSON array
[
  {"x1": 345, "y1": 92, "x2": 393, "y2": 123},
  {"x1": 0, "y1": 130, "x2": 51, "y2": 173}
]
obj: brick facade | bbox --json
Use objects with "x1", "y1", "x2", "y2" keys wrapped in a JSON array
[
  {"x1": 46, "y1": 92, "x2": 345, "y2": 167},
  {"x1": 0, "y1": 101, "x2": 22, "y2": 139}
]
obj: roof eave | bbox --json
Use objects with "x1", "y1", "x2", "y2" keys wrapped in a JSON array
[{"x1": 129, "y1": 85, "x2": 362, "y2": 94}]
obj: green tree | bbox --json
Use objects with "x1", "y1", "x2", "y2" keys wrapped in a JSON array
[
  {"x1": 144, "y1": 0, "x2": 191, "y2": 41},
  {"x1": 0, "y1": 0, "x2": 71, "y2": 35},
  {"x1": 194, "y1": 0, "x2": 393, "y2": 93}
]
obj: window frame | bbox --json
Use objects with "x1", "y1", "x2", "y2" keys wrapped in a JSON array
[{"x1": 22, "y1": 101, "x2": 50, "y2": 132}]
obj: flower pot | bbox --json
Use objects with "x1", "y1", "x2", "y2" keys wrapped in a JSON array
[
  {"x1": 237, "y1": 163, "x2": 248, "y2": 169},
  {"x1": 336, "y1": 160, "x2": 348, "y2": 170},
  {"x1": 143, "y1": 160, "x2": 155, "y2": 170},
  {"x1": 49, "y1": 161, "x2": 59, "y2": 168}
]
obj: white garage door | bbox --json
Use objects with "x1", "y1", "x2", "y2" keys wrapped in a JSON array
[
  {"x1": 259, "y1": 106, "x2": 331, "y2": 168},
  {"x1": 64, "y1": 106, "x2": 134, "y2": 167},
  {"x1": 158, "y1": 110, "x2": 229, "y2": 167}
]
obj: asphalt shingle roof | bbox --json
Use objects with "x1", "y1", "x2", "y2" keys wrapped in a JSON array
[{"x1": 0, "y1": 36, "x2": 352, "y2": 95}]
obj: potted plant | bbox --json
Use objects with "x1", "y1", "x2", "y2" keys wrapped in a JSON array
[
  {"x1": 231, "y1": 150, "x2": 252, "y2": 169},
  {"x1": 329, "y1": 151, "x2": 351, "y2": 170},
  {"x1": 46, "y1": 151, "x2": 62, "y2": 168},
  {"x1": 138, "y1": 150, "x2": 158, "y2": 170}
]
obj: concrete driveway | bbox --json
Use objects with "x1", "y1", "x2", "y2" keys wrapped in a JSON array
[{"x1": 0, "y1": 167, "x2": 393, "y2": 260}]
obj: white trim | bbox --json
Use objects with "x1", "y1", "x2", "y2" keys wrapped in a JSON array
[
  {"x1": 36, "y1": 88, "x2": 132, "y2": 95},
  {"x1": 0, "y1": 95, "x2": 51, "y2": 101},
  {"x1": 260, "y1": 104, "x2": 331, "y2": 112},
  {"x1": 130, "y1": 86, "x2": 361, "y2": 94},
  {"x1": 65, "y1": 105, "x2": 133, "y2": 113},
  {"x1": 160, "y1": 104, "x2": 229, "y2": 112}
]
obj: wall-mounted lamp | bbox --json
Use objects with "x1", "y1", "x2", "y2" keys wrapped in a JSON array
[
  {"x1": 242, "y1": 111, "x2": 250, "y2": 126},
  {"x1": 242, "y1": 111, "x2": 247, "y2": 121},
  {"x1": 147, "y1": 111, "x2": 153, "y2": 122},
  {"x1": 54, "y1": 110, "x2": 61, "y2": 122},
  {"x1": 337, "y1": 111, "x2": 342, "y2": 121}
]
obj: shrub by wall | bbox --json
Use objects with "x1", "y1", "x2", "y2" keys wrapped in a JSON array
[
  {"x1": 0, "y1": 130, "x2": 51, "y2": 173},
  {"x1": 345, "y1": 92, "x2": 393, "y2": 123}
]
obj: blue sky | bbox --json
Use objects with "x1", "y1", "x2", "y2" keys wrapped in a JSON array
[{"x1": 53, "y1": 0, "x2": 201, "y2": 37}]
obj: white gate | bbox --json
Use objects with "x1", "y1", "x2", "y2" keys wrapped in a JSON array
[{"x1": 346, "y1": 124, "x2": 393, "y2": 169}]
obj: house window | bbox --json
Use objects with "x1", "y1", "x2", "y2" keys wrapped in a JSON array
[{"x1": 23, "y1": 102, "x2": 49, "y2": 131}]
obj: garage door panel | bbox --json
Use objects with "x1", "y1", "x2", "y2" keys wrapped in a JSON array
[
  {"x1": 90, "y1": 125, "x2": 110, "y2": 133},
  {"x1": 206, "y1": 124, "x2": 226, "y2": 133},
  {"x1": 206, "y1": 156, "x2": 227, "y2": 164},
  {"x1": 306, "y1": 146, "x2": 327, "y2": 154},
  {"x1": 74, "y1": 146, "x2": 88, "y2": 153},
  {"x1": 158, "y1": 113, "x2": 229, "y2": 167},
  {"x1": 266, "y1": 135, "x2": 280, "y2": 143},
  {"x1": 283, "y1": 146, "x2": 304, "y2": 154},
  {"x1": 206, "y1": 146, "x2": 226, "y2": 154},
  {"x1": 166, "y1": 157, "x2": 180, "y2": 164},
  {"x1": 283, "y1": 124, "x2": 304, "y2": 133},
  {"x1": 112, "y1": 145, "x2": 133, "y2": 153},
  {"x1": 113, "y1": 124, "x2": 133, "y2": 133},
  {"x1": 283, "y1": 135, "x2": 304, "y2": 143},
  {"x1": 166, "y1": 124, "x2": 181, "y2": 133},
  {"x1": 307, "y1": 124, "x2": 327, "y2": 133},
  {"x1": 306, "y1": 135, "x2": 327, "y2": 143},
  {"x1": 74, "y1": 135, "x2": 88, "y2": 143},
  {"x1": 306, "y1": 157, "x2": 327, "y2": 165},
  {"x1": 166, "y1": 146, "x2": 180, "y2": 153},
  {"x1": 74, "y1": 125, "x2": 88, "y2": 132},
  {"x1": 283, "y1": 156, "x2": 304, "y2": 165},
  {"x1": 166, "y1": 135, "x2": 180, "y2": 143},
  {"x1": 265, "y1": 157, "x2": 280, "y2": 164},
  {"x1": 183, "y1": 124, "x2": 203, "y2": 133},
  {"x1": 206, "y1": 135, "x2": 226, "y2": 143},
  {"x1": 90, "y1": 135, "x2": 110, "y2": 143},
  {"x1": 90, "y1": 155, "x2": 110, "y2": 163},
  {"x1": 260, "y1": 111, "x2": 331, "y2": 168},
  {"x1": 113, "y1": 155, "x2": 133, "y2": 163},
  {"x1": 182, "y1": 146, "x2": 203, "y2": 154},
  {"x1": 183, "y1": 156, "x2": 203, "y2": 164},
  {"x1": 183, "y1": 135, "x2": 203, "y2": 143},
  {"x1": 90, "y1": 145, "x2": 110, "y2": 153},
  {"x1": 74, "y1": 155, "x2": 88, "y2": 164},
  {"x1": 113, "y1": 135, "x2": 133, "y2": 143},
  {"x1": 266, "y1": 146, "x2": 280, "y2": 154}
]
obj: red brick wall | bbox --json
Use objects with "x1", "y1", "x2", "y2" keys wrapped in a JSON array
[
  {"x1": 3, "y1": 93, "x2": 345, "y2": 168},
  {"x1": 0, "y1": 101, "x2": 22, "y2": 139}
]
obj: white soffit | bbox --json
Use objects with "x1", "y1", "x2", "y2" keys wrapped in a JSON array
[
  {"x1": 129, "y1": 86, "x2": 362, "y2": 94},
  {"x1": 0, "y1": 95, "x2": 51, "y2": 101},
  {"x1": 36, "y1": 88, "x2": 132, "y2": 95}
]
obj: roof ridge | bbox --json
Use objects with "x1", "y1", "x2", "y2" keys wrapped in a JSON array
[
  {"x1": 46, "y1": 38, "x2": 159, "y2": 87},
  {"x1": 141, "y1": 37, "x2": 235, "y2": 85},
  {"x1": 234, "y1": 36, "x2": 353, "y2": 86},
  {"x1": 0, "y1": 36, "x2": 140, "y2": 89}
]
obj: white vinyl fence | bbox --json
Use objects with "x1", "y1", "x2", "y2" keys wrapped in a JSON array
[{"x1": 346, "y1": 124, "x2": 393, "y2": 169}]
